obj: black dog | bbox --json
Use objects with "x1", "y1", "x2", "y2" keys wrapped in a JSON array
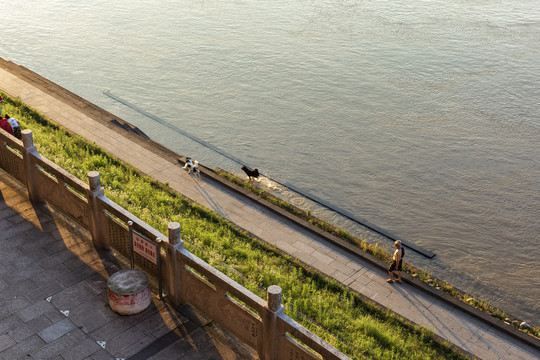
[{"x1": 241, "y1": 166, "x2": 259, "y2": 181}]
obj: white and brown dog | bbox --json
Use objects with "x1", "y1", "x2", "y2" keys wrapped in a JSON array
[{"x1": 182, "y1": 157, "x2": 200, "y2": 178}]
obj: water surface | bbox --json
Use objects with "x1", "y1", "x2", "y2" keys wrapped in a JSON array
[{"x1": 1, "y1": 0, "x2": 539, "y2": 323}]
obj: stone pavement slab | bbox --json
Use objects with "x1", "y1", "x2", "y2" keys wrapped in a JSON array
[
  {"x1": 1, "y1": 58, "x2": 539, "y2": 360},
  {"x1": 0, "y1": 170, "x2": 257, "y2": 359},
  {"x1": 38, "y1": 318, "x2": 78, "y2": 344}
]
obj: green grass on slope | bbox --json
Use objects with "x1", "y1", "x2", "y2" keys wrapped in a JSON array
[{"x1": 1, "y1": 93, "x2": 470, "y2": 360}]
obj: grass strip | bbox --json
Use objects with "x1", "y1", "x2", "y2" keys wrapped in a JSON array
[
  {"x1": 1, "y1": 93, "x2": 485, "y2": 359},
  {"x1": 215, "y1": 164, "x2": 540, "y2": 338}
]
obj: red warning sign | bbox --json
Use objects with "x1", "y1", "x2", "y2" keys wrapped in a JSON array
[{"x1": 132, "y1": 232, "x2": 158, "y2": 264}]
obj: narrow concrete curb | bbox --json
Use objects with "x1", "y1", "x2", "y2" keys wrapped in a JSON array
[{"x1": 198, "y1": 163, "x2": 540, "y2": 352}]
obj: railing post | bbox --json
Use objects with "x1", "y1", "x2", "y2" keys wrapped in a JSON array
[
  {"x1": 163, "y1": 222, "x2": 184, "y2": 306},
  {"x1": 262, "y1": 285, "x2": 285, "y2": 360},
  {"x1": 21, "y1": 129, "x2": 39, "y2": 203},
  {"x1": 87, "y1": 171, "x2": 106, "y2": 249}
]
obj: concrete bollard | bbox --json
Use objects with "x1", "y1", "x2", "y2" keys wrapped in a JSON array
[
  {"x1": 267, "y1": 285, "x2": 282, "y2": 311},
  {"x1": 21, "y1": 129, "x2": 39, "y2": 203},
  {"x1": 108, "y1": 269, "x2": 151, "y2": 315},
  {"x1": 88, "y1": 170, "x2": 101, "y2": 191},
  {"x1": 168, "y1": 222, "x2": 183, "y2": 247},
  {"x1": 163, "y1": 222, "x2": 184, "y2": 306},
  {"x1": 21, "y1": 129, "x2": 34, "y2": 148},
  {"x1": 262, "y1": 285, "x2": 285, "y2": 360},
  {"x1": 87, "y1": 171, "x2": 106, "y2": 249}
]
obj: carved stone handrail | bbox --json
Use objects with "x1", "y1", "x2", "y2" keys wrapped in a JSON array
[{"x1": 0, "y1": 129, "x2": 351, "y2": 360}]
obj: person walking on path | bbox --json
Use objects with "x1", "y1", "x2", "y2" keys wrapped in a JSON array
[{"x1": 387, "y1": 240, "x2": 404, "y2": 283}]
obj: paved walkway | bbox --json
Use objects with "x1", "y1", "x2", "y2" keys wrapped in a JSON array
[
  {"x1": 1, "y1": 58, "x2": 539, "y2": 360},
  {"x1": 0, "y1": 169, "x2": 256, "y2": 359}
]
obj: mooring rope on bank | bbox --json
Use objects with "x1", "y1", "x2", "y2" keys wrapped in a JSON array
[
  {"x1": 104, "y1": 90, "x2": 248, "y2": 167},
  {"x1": 103, "y1": 90, "x2": 435, "y2": 259}
]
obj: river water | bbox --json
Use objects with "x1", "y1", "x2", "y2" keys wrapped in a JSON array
[{"x1": 1, "y1": 0, "x2": 539, "y2": 324}]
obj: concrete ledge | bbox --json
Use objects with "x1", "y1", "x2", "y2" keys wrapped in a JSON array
[
  {"x1": 197, "y1": 163, "x2": 540, "y2": 352},
  {"x1": 0, "y1": 57, "x2": 183, "y2": 167}
]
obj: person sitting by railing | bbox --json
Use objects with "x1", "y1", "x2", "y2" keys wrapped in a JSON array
[
  {"x1": 0, "y1": 115, "x2": 13, "y2": 135},
  {"x1": 6, "y1": 116, "x2": 21, "y2": 139}
]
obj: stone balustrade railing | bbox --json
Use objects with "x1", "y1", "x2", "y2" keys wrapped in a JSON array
[{"x1": 0, "y1": 129, "x2": 351, "y2": 360}]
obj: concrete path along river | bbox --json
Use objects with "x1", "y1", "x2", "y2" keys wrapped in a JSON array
[{"x1": 1, "y1": 58, "x2": 539, "y2": 360}]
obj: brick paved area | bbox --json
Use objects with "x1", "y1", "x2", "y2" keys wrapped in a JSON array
[{"x1": 0, "y1": 171, "x2": 256, "y2": 359}]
